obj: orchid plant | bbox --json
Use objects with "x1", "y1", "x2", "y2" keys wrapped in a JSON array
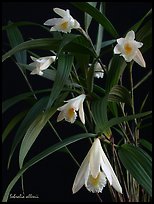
[{"x1": 2, "y1": 2, "x2": 152, "y2": 202}]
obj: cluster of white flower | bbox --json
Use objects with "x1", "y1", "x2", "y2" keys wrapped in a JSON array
[{"x1": 28, "y1": 7, "x2": 146, "y2": 195}]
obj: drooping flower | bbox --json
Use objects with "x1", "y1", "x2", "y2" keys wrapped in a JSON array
[
  {"x1": 29, "y1": 56, "x2": 56, "y2": 76},
  {"x1": 72, "y1": 138, "x2": 122, "y2": 194},
  {"x1": 114, "y1": 30, "x2": 146, "y2": 67},
  {"x1": 57, "y1": 94, "x2": 86, "y2": 124},
  {"x1": 44, "y1": 8, "x2": 80, "y2": 33}
]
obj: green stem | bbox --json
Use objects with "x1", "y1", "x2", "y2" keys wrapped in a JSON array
[
  {"x1": 47, "y1": 120, "x2": 80, "y2": 167},
  {"x1": 129, "y1": 62, "x2": 139, "y2": 144}
]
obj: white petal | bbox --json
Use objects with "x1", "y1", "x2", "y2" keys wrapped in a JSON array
[
  {"x1": 114, "y1": 44, "x2": 122, "y2": 54},
  {"x1": 94, "y1": 72, "x2": 104, "y2": 79},
  {"x1": 29, "y1": 62, "x2": 36, "y2": 67},
  {"x1": 39, "y1": 59, "x2": 52, "y2": 70},
  {"x1": 30, "y1": 56, "x2": 37, "y2": 61},
  {"x1": 30, "y1": 68, "x2": 43, "y2": 76},
  {"x1": 65, "y1": 94, "x2": 86, "y2": 110},
  {"x1": 133, "y1": 49, "x2": 146, "y2": 67},
  {"x1": 117, "y1": 38, "x2": 125, "y2": 45},
  {"x1": 53, "y1": 8, "x2": 68, "y2": 18},
  {"x1": 121, "y1": 53, "x2": 134, "y2": 62},
  {"x1": 100, "y1": 159, "x2": 112, "y2": 185},
  {"x1": 44, "y1": 18, "x2": 61, "y2": 26},
  {"x1": 100, "y1": 148, "x2": 122, "y2": 194},
  {"x1": 89, "y1": 138, "x2": 102, "y2": 178},
  {"x1": 73, "y1": 19, "x2": 80, "y2": 28},
  {"x1": 134, "y1": 41, "x2": 143, "y2": 48},
  {"x1": 65, "y1": 109, "x2": 77, "y2": 123},
  {"x1": 57, "y1": 111, "x2": 65, "y2": 122},
  {"x1": 72, "y1": 151, "x2": 91, "y2": 194},
  {"x1": 125, "y1": 30, "x2": 135, "y2": 40},
  {"x1": 86, "y1": 172, "x2": 107, "y2": 193},
  {"x1": 79, "y1": 102, "x2": 85, "y2": 124},
  {"x1": 50, "y1": 26, "x2": 58, "y2": 32},
  {"x1": 57, "y1": 103, "x2": 68, "y2": 111}
]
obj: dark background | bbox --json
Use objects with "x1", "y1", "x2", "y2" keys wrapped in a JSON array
[{"x1": 2, "y1": 2, "x2": 152, "y2": 202}]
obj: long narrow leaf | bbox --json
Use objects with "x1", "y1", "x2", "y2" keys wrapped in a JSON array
[
  {"x1": 105, "y1": 55, "x2": 127, "y2": 92},
  {"x1": 2, "y1": 93, "x2": 34, "y2": 113},
  {"x1": 8, "y1": 97, "x2": 49, "y2": 168},
  {"x1": 118, "y1": 144, "x2": 152, "y2": 196},
  {"x1": 92, "y1": 95, "x2": 112, "y2": 138},
  {"x1": 130, "y1": 9, "x2": 152, "y2": 32},
  {"x1": 2, "y1": 111, "x2": 27, "y2": 143},
  {"x1": 71, "y1": 2, "x2": 118, "y2": 38},
  {"x1": 6, "y1": 21, "x2": 27, "y2": 64},
  {"x1": 46, "y1": 54, "x2": 73, "y2": 110},
  {"x1": 2, "y1": 133, "x2": 96, "y2": 202},
  {"x1": 108, "y1": 84, "x2": 132, "y2": 106},
  {"x1": 103, "y1": 111, "x2": 151, "y2": 132},
  {"x1": 2, "y1": 36, "x2": 94, "y2": 62},
  {"x1": 84, "y1": 2, "x2": 97, "y2": 32}
]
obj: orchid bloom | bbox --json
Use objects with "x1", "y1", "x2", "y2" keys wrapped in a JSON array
[
  {"x1": 57, "y1": 94, "x2": 86, "y2": 124},
  {"x1": 94, "y1": 62, "x2": 104, "y2": 79},
  {"x1": 114, "y1": 30, "x2": 146, "y2": 67},
  {"x1": 29, "y1": 56, "x2": 56, "y2": 76},
  {"x1": 89, "y1": 62, "x2": 104, "y2": 79},
  {"x1": 44, "y1": 8, "x2": 80, "y2": 33},
  {"x1": 72, "y1": 138, "x2": 122, "y2": 194}
]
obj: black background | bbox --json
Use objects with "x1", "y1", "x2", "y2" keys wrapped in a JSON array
[{"x1": 2, "y1": 2, "x2": 152, "y2": 202}]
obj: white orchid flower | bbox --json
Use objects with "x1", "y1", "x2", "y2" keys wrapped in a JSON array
[
  {"x1": 94, "y1": 62, "x2": 104, "y2": 79},
  {"x1": 72, "y1": 138, "x2": 122, "y2": 194},
  {"x1": 29, "y1": 56, "x2": 56, "y2": 76},
  {"x1": 89, "y1": 62, "x2": 104, "y2": 79},
  {"x1": 114, "y1": 30, "x2": 146, "y2": 67},
  {"x1": 44, "y1": 8, "x2": 80, "y2": 33},
  {"x1": 57, "y1": 94, "x2": 86, "y2": 124}
]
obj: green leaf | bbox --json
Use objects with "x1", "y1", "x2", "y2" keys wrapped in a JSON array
[
  {"x1": 2, "y1": 110, "x2": 27, "y2": 143},
  {"x1": 105, "y1": 55, "x2": 127, "y2": 92},
  {"x1": 6, "y1": 21, "x2": 27, "y2": 64},
  {"x1": 92, "y1": 95, "x2": 112, "y2": 138},
  {"x1": 130, "y1": 9, "x2": 152, "y2": 32},
  {"x1": 139, "y1": 139, "x2": 152, "y2": 152},
  {"x1": 2, "y1": 21, "x2": 50, "y2": 32},
  {"x1": 84, "y1": 2, "x2": 97, "y2": 31},
  {"x1": 2, "y1": 92, "x2": 33, "y2": 113},
  {"x1": 108, "y1": 84, "x2": 132, "y2": 106},
  {"x1": 46, "y1": 54, "x2": 74, "y2": 110},
  {"x1": 95, "y1": 2, "x2": 104, "y2": 55},
  {"x1": 71, "y1": 2, "x2": 119, "y2": 38},
  {"x1": 2, "y1": 133, "x2": 96, "y2": 202},
  {"x1": 103, "y1": 111, "x2": 151, "y2": 132},
  {"x1": 133, "y1": 70, "x2": 152, "y2": 91},
  {"x1": 18, "y1": 92, "x2": 68, "y2": 169},
  {"x1": 136, "y1": 19, "x2": 152, "y2": 53},
  {"x1": 8, "y1": 97, "x2": 49, "y2": 168},
  {"x1": 2, "y1": 36, "x2": 94, "y2": 62},
  {"x1": 19, "y1": 107, "x2": 55, "y2": 169},
  {"x1": 101, "y1": 39, "x2": 116, "y2": 49},
  {"x1": 57, "y1": 34, "x2": 80, "y2": 57},
  {"x1": 118, "y1": 144, "x2": 152, "y2": 196}
]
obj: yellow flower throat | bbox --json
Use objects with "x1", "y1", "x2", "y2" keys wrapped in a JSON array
[
  {"x1": 60, "y1": 21, "x2": 68, "y2": 30},
  {"x1": 124, "y1": 43, "x2": 133, "y2": 54}
]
